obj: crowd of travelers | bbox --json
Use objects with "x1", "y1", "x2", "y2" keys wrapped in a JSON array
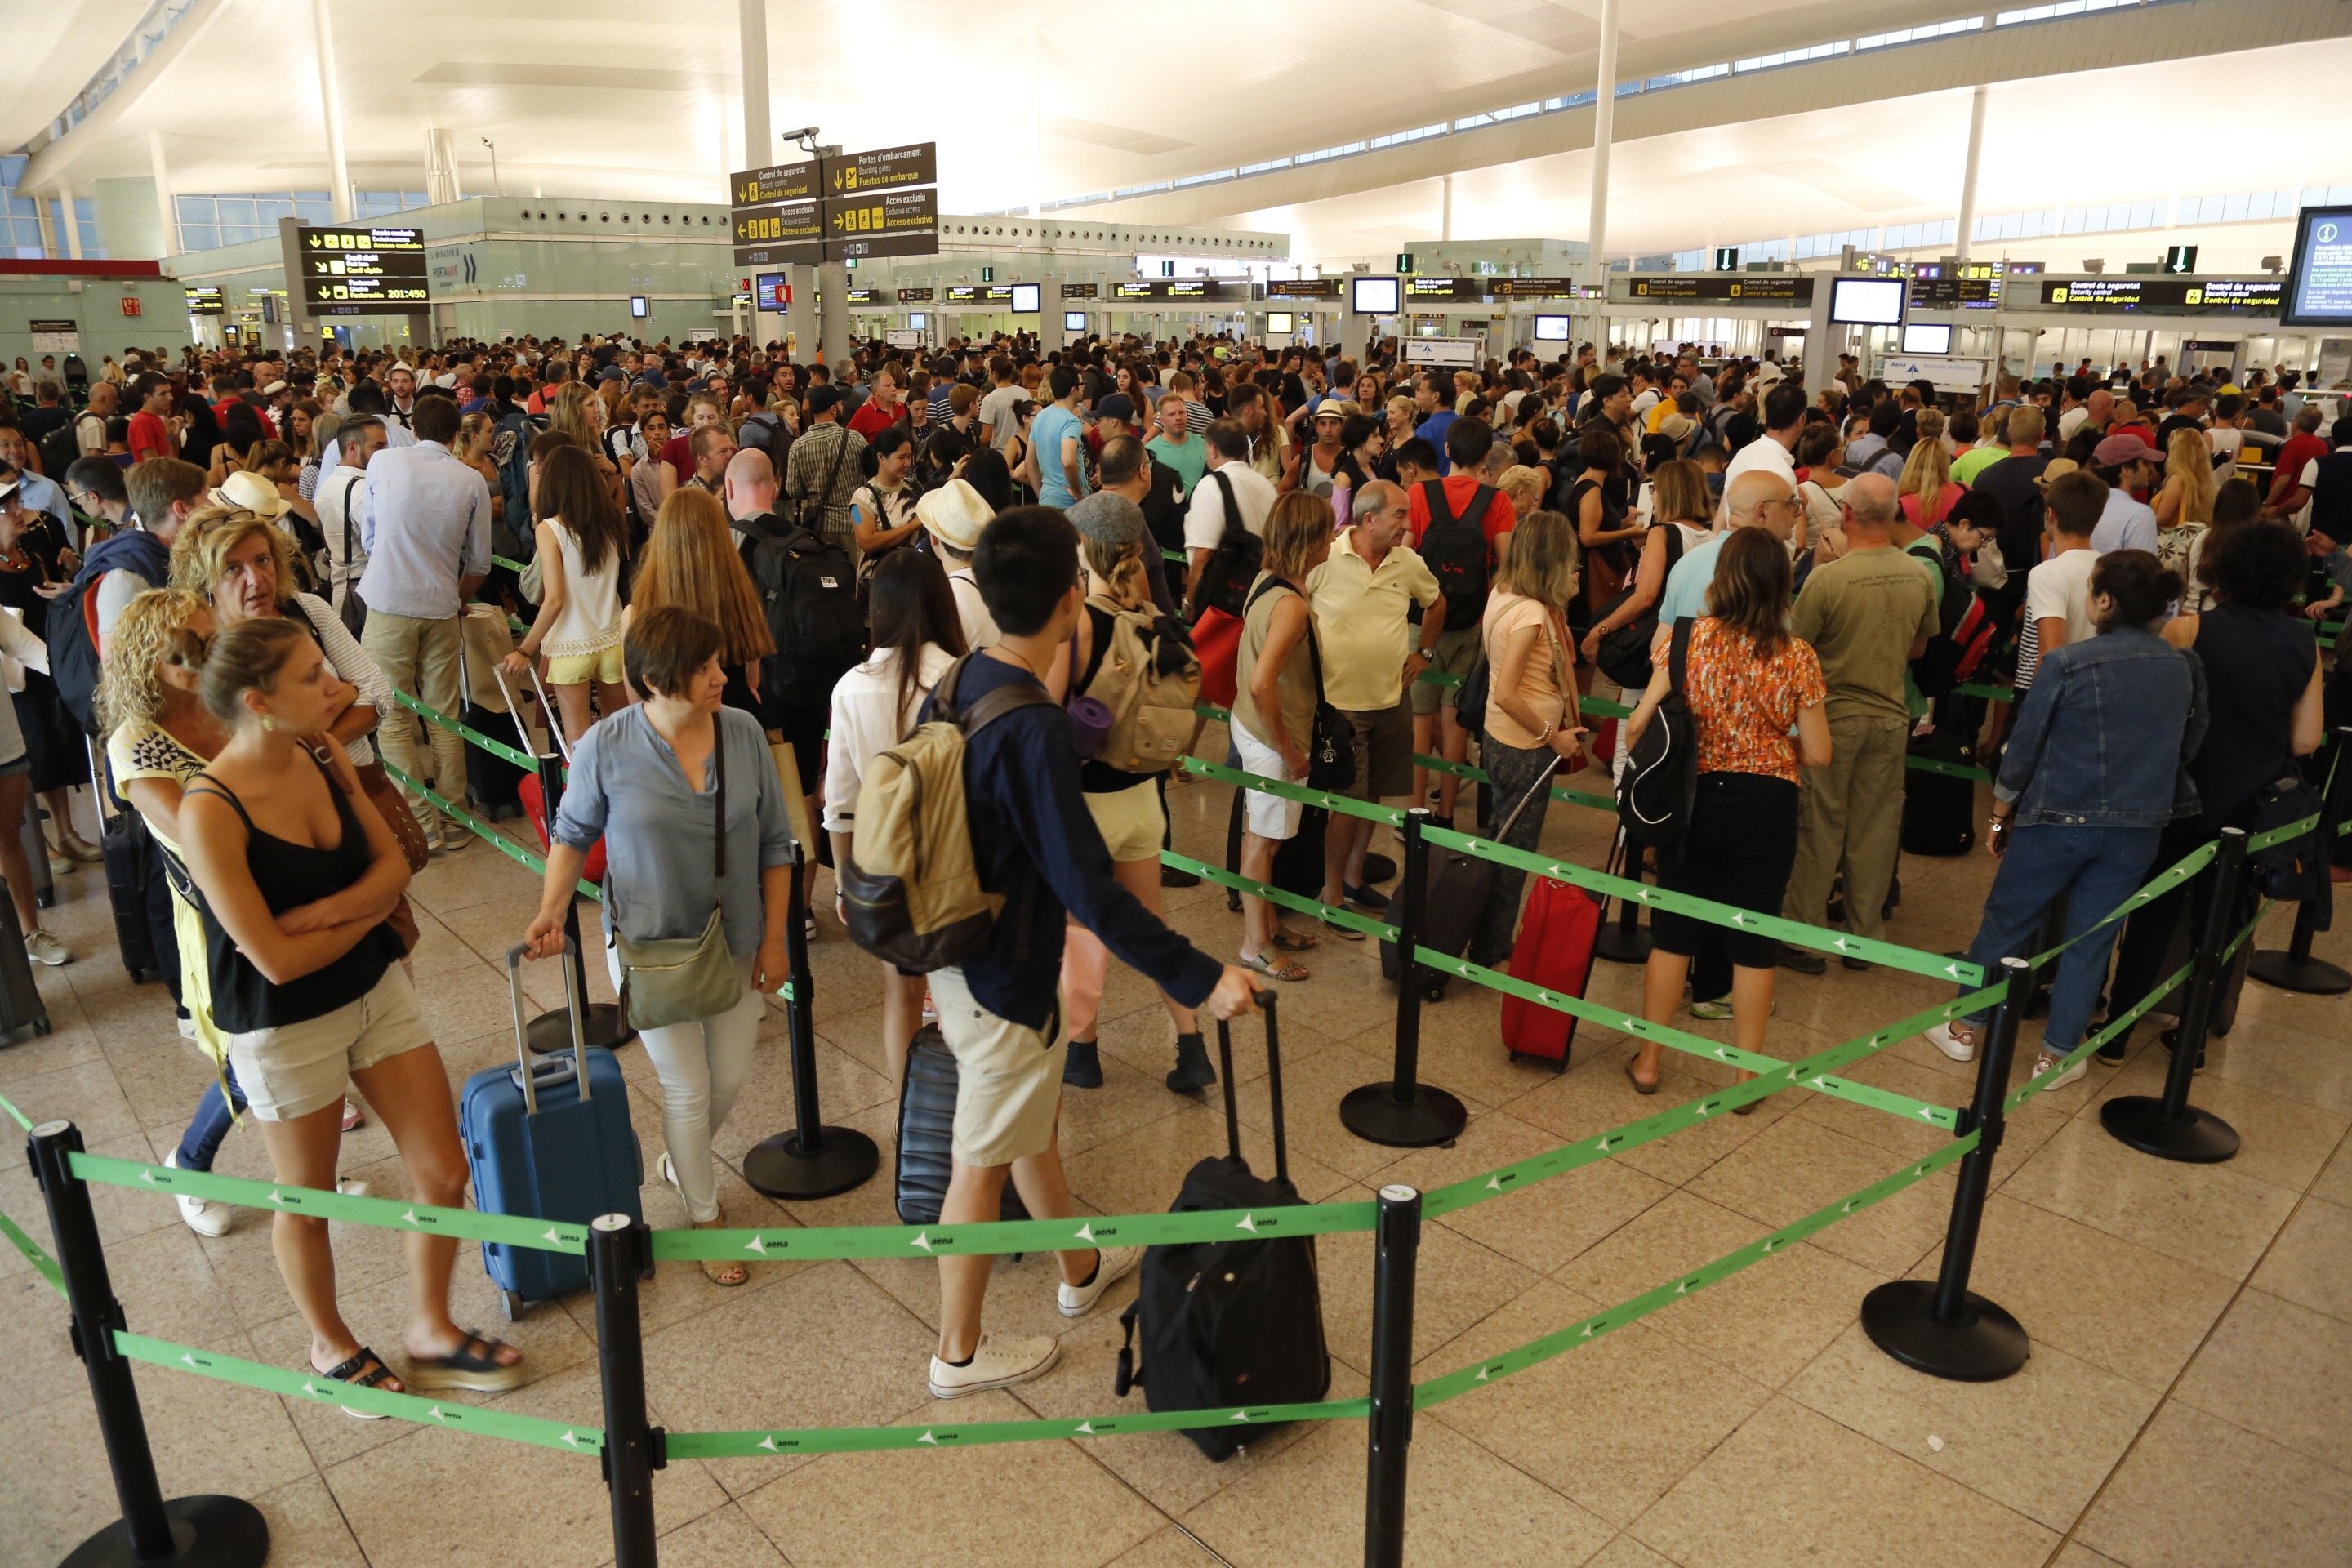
[{"x1": 0, "y1": 314, "x2": 2341, "y2": 1403}]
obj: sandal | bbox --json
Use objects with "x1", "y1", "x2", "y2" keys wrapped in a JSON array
[
  {"x1": 697, "y1": 1211, "x2": 749, "y2": 1287},
  {"x1": 1238, "y1": 950, "x2": 1310, "y2": 982},
  {"x1": 1320, "y1": 917, "x2": 1366, "y2": 942},
  {"x1": 314, "y1": 1346, "x2": 402, "y2": 1419},
  {"x1": 1269, "y1": 929, "x2": 1320, "y2": 952},
  {"x1": 405, "y1": 1331, "x2": 525, "y2": 1394},
  {"x1": 1624, "y1": 1057, "x2": 1659, "y2": 1096}
]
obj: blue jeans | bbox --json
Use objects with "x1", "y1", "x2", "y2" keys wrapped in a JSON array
[
  {"x1": 175, "y1": 1064, "x2": 247, "y2": 1172},
  {"x1": 1958, "y1": 823, "x2": 2160, "y2": 1054}
]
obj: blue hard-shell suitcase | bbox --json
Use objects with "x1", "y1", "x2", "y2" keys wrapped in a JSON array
[{"x1": 461, "y1": 941, "x2": 641, "y2": 1320}]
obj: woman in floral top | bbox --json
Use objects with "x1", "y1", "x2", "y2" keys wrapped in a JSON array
[{"x1": 1621, "y1": 528, "x2": 1830, "y2": 1096}]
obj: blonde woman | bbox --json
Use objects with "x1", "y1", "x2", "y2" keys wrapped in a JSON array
[
  {"x1": 626, "y1": 488, "x2": 777, "y2": 726},
  {"x1": 451, "y1": 411, "x2": 504, "y2": 523},
  {"x1": 547, "y1": 382, "x2": 624, "y2": 509},
  {"x1": 1470, "y1": 509, "x2": 1584, "y2": 969},
  {"x1": 2154, "y1": 425, "x2": 2217, "y2": 596},
  {"x1": 1898, "y1": 410, "x2": 1961, "y2": 529}
]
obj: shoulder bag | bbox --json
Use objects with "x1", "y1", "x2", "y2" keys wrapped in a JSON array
[
  {"x1": 1292, "y1": 581, "x2": 1357, "y2": 791},
  {"x1": 615, "y1": 720, "x2": 745, "y2": 1028}
]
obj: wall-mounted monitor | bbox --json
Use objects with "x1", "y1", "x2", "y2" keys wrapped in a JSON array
[
  {"x1": 629, "y1": 295, "x2": 648, "y2": 319},
  {"x1": 2282, "y1": 205, "x2": 2352, "y2": 326},
  {"x1": 1533, "y1": 314, "x2": 1570, "y2": 341},
  {"x1": 1063, "y1": 310, "x2": 1087, "y2": 332},
  {"x1": 1010, "y1": 283, "x2": 1041, "y2": 314},
  {"x1": 1829, "y1": 277, "x2": 1905, "y2": 326},
  {"x1": 754, "y1": 272, "x2": 787, "y2": 312},
  {"x1": 1265, "y1": 310, "x2": 1294, "y2": 334},
  {"x1": 907, "y1": 311, "x2": 928, "y2": 332},
  {"x1": 1900, "y1": 322, "x2": 1953, "y2": 354},
  {"x1": 1350, "y1": 275, "x2": 1401, "y2": 316}
]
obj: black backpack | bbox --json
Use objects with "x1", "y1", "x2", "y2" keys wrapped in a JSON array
[
  {"x1": 1616, "y1": 616, "x2": 1698, "y2": 856},
  {"x1": 47, "y1": 575, "x2": 105, "y2": 737},
  {"x1": 738, "y1": 516, "x2": 864, "y2": 712},
  {"x1": 1116, "y1": 1002, "x2": 1329, "y2": 1461},
  {"x1": 1417, "y1": 480, "x2": 1494, "y2": 631},
  {"x1": 38, "y1": 423, "x2": 78, "y2": 497},
  {"x1": 1183, "y1": 470, "x2": 1262, "y2": 624}
]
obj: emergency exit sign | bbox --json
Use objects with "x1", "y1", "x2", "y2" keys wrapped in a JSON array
[{"x1": 120, "y1": 296, "x2": 143, "y2": 317}]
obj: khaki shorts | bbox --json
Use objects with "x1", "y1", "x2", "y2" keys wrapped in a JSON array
[
  {"x1": 1084, "y1": 777, "x2": 1165, "y2": 862},
  {"x1": 224, "y1": 964, "x2": 430, "y2": 1123},
  {"x1": 929, "y1": 966, "x2": 1062, "y2": 1168},
  {"x1": 1343, "y1": 702, "x2": 1414, "y2": 800},
  {"x1": 1410, "y1": 626, "x2": 1481, "y2": 716},
  {"x1": 546, "y1": 643, "x2": 624, "y2": 686}
]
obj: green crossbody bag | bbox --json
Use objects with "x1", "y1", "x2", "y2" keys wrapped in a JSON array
[{"x1": 616, "y1": 719, "x2": 742, "y2": 1028}]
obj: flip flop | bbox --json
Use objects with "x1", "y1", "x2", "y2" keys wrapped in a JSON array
[
  {"x1": 1238, "y1": 951, "x2": 1310, "y2": 982},
  {"x1": 1624, "y1": 1057, "x2": 1659, "y2": 1096}
]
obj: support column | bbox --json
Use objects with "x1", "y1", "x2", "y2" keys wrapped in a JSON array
[
  {"x1": 441, "y1": 130, "x2": 463, "y2": 201},
  {"x1": 312, "y1": 0, "x2": 353, "y2": 220},
  {"x1": 1441, "y1": 176, "x2": 1454, "y2": 243},
  {"x1": 1584, "y1": 0, "x2": 1620, "y2": 352},
  {"x1": 146, "y1": 134, "x2": 175, "y2": 255},
  {"x1": 54, "y1": 189, "x2": 81, "y2": 260},
  {"x1": 1953, "y1": 84, "x2": 1989, "y2": 265},
  {"x1": 818, "y1": 145, "x2": 850, "y2": 368},
  {"x1": 738, "y1": 0, "x2": 783, "y2": 350},
  {"x1": 33, "y1": 193, "x2": 56, "y2": 260}
]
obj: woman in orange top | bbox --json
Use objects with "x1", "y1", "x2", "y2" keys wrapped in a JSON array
[{"x1": 1621, "y1": 528, "x2": 1830, "y2": 1096}]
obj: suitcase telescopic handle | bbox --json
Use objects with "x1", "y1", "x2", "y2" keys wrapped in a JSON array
[
  {"x1": 1213, "y1": 991, "x2": 1284, "y2": 1183},
  {"x1": 506, "y1": 938, "x2": 590, "y2": 1115}
]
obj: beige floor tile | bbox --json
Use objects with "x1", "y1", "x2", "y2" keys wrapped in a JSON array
[
  {"x1": 1506, "y1": 1048, "x2": 1793, "y2": 1190},
  {"x1": 1372, "y1": 1111, "x2": 1673, "y2": 1276},
  {"x1": 1104, "y1": 1525, "x2": 1232, "y2": 1567},
  {"x1": 0, "y1": 1054, "x2": 140, "y2": 1170},
  {"x1": 2047, "y1": 1546, "x2": 2129, "y2": 1568},
  {"x1": 2200, "y1": 1006, "x2": 2352, "y2": 1116},
  {"x1": 1419, "y1": 1280, "x2": 1774, "y2": 1528},
  {"x1": 1684, "y1": 1115, "x2": 1959, "y2": 1276},
  {"x1": 0, "y1": 1125, "x2": 177, "y2": 1266},
  {"x1": 3, "y1": 1223, "x2": 248, "y2": 1415},
  {"x1": 1181, "y1": 1403, "x2": 1618, "y2": 1568},
  {"x1": 639, "y1": 1258, "x2": 938, "y2": 1496},
  {"x1": 1228, "y1": 1036, "x2": 1483, "y2": 1184},
  {"x1": 2311, "y1": 1138, "x2": 2352, "y2": 1207},
  {"x1": 325, "y1": 1360, "x2": 728, "y2": 1568},
  {"x1": 1062, "y1": 1100, "x2": 1356, "y2": 1220},
  {"x1": 735, "y1": 1389, "x2": 1169, "y2": 1568},
  {"x1": 1905, "y1": 1193, "x2": 2238, "y2": 1391},
  {"x1": 2079, "y1": 1058, "x2": 2350, "y2": 1193},
  {"x1": 1056, "y1": 1043, "x2": 1225, "y2": 1163},
  {"x1": 191, "y1": 1153, "x2": 457, "y2": 1330},
  {"x1": 0, "y1": 1011, "x2": 104, "y2": 1089},
  {"x1": 1790, "y1": 1047, "x2": 1972, "y2": 1161},
  {"x1": 1787, "y1": 1321, "x2": 2160, "y2": 1530},
  {"x1": 1630, "y1": 1396, "x2": 2058, "y2": 1568},
  {"x1": 2000, "y1": 1120, "x2": 2301, "y2": 1280},
  {"x1": 2078, "y1": 1400, "x2": 2352, "y2": 1568},
  {"x1": 2170, "y1": 1288, "x2": 2352, "y2": 1471},
  {"x1": 1314, "y1": 1187, "x2": 1539, "y2": 1373},
  {"x1": 1552, "y1": 1190, "x2": 1882, "y2": 1388},
  {"x1": 247, "y1": 1473, "x2": 371, "y2": 1566},
  {"x1": 1580, "y1": 1536, "x2": 1682, "y2": 1568},
  {"x1": 644, "y1": 1501, "x2": 791, "y2": 1567},
  {"x1": 706, "y1": 1017, "x2": 897, "y2": 1169},
  {"x1": 2249, "y1": 1197, "x2": 2352, "y2": 1323}
]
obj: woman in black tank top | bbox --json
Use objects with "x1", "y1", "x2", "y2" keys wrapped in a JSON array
[{"x1": 176, "y1": 617, "x2": 523, "y2": 1402}]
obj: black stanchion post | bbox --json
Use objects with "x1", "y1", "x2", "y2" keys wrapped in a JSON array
[
  {"x1": 2248, "y1": 725, "x2": 2352, "y2": 996},
  {"x1": 588, "y1": 1214, "x2": 662, "y2": 1568},
  {"x1": 1343, "y1": 808, "x2": 1468, "y2": 1147},
  {"x1": 744, "y1": 843, "x2": 880, "y2": 1198},
  {"x1": 1361, "y1": 1183, "x2": 1422, "y2": 1568},
  {"x1": 1860, "y1": 957, "x2": 2031, "y2": 1382},
  {"x1": 29, "y1": 1120, "x2": 270, "y2": 1567},
  {"x1": 1592, "y1": 823, "x2": 1652, "y2": 965},
  {"x1": 2102, "y1": 828, "x2": 2246, "y2": 1163}
]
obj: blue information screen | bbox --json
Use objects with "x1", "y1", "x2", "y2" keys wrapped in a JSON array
[{"x1": 2283, "y1": 206, "x2": 2352, "y2": 325}]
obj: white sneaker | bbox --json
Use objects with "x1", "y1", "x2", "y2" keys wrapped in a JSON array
[
  {"x1": 176, "y1": 1012, "x2": 197, "y2": 1040},
  {"x1": 163, "y1": 1150, "x2": 233, "y2": 1238},
  {"x1": 335, "y1": 1175, "x2": 371, "y2": 1198},
  {"x1": 24, "y1": 928, "x2": 70, "y2": 967},
  {"x1": 1927, "y1": 1022, "x2": 1976, "y2": 1063},
  {"x1": 1057, "y1": 1245, "x2": 1143, "y2": 1319},
  {"x1": 435, "y1": 819, "x2": 470, "y2": 853},
  {"x1": 2032, "y1": 1054, "x2": 2086, "y2": 1092},
  {"x1": 928, "y1": 1333, "x2": 1061, "y2": 1399}
]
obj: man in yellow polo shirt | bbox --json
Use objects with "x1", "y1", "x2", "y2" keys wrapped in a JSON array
[{"x1": 1306, "y1": 479, "x2": 1446, "y2": 929}]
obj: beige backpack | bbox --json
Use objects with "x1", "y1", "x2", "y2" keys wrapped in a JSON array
[
  {"x1": 1079, "y1": 594, "x2": 1201, "y2": 774},
  {"x1": 839, "y1": 656, "x2": 1052, "y2": 970}
]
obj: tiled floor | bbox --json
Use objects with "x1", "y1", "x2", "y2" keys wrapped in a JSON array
[{"x1": 2, "y1": 755, "x2": 2347, "y2": 1568}]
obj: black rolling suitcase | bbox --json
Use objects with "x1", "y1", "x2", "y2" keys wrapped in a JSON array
[
  {"x1": 894, "y1": 1026, "x2": 1031, "y2": 1227},
  {"x1": 1116, "y1": 995, "x2": 1328, "y2": 1459},
  {"x1": 1379, "y1": 760, "x2": 1556, "y2": 1000},
  {"x1": 1901, "y1": 697, "x2": 1979, "y2": 858},
  {"x1": 0, "y1": 872, "x2": 51, "y2": 1040}
]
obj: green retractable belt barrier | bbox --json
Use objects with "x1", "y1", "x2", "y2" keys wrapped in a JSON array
[
  {"x1": 394, "y1": 689, "x2": 543, "y2": 773},
  {"x1": 1159, "y1": 850, "x2": 1399, "y2": 942},
  {"x1": 2, "y1": 1205, "x2": 64, "y2": 1295},
  {"x1": 378, "y1": 760, "x2": 602, "y2": 902},
  {"x1": 1179, "y1": 757, "x2": 1405, "y2": 824},
  {"x1": 667, "y1": 1395, "x2": 1370, "y2": 1459}
]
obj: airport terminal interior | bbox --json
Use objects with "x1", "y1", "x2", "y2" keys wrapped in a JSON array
[{"x1": 2, "y1": 1, "x2": 2351, "y2": 1566}]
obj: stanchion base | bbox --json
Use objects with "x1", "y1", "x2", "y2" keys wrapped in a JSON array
[
  {"x1": 527, "y1": 1002, "x2": 635, "y2": 1056},
  {"x1": 64, "y1": 1494, "x2": 270, "y2": 1568},
  {"x1": 743, "y1": 1127, "x2": 880, "y2": 1199},
  {"x1": 2100, "y1": 1094, "x2": 2240, "y2": 1163},
  {"x1": 1592, "y1": 922, "x2": 1652, "y2": 965},
  {"x1": 1860, "y1": 1280, "x2": 2029, "y2": 1383},
  {"x1": 1340, "y1": 1082, "x2": 1468, "y2": 1147},
  {"x1": 2247, "y1": 949, "x2": 2352, "y2": 996}
]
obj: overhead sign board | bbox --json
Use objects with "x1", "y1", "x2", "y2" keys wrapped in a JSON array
[
  {"x1": 1266, "y1": 278, "x2": 1342, "y2": 299},
  {"x1": 825, "y1": 142, "x2": 938, "y2": 196},
  {"x1": 1908, "y1": 276, "x2": 1999, "y2": 309},
  {"x1": 944, "y1": 283, "x2": 1018, "y2": 304},
  {"x1": 730, "y1": 162, "x2": 818, "y2": 207},
  {"x1": 1401, "y1": 336, "x2": 1481, "y2": 368},
  {"x1": 897, "y1": 287, "x2": 934, "y2": 303},
  {"x1": 1403, "y1": 277, "x2": 1486, "y2": 301},
  {"x1": 2039, "y1": 277, "x2": 2284, "y2": 313},
  {"x1": 732, "y1": 199, "x2": 821, "y2": 250},
  {"x1": 731, "y1": 142, "x2": 939, "y2": 268},
  {"x1": 2282, "y1": 207, "x2": 2352, "y2": 327},
  {"x1": 1626, "y1": 275, "x2": 1812, "y2": 303},
  {"x1": 184, "y1": 287, "x2": 225, "y2": 316},
  {"x1": 1490, "y1": 277, "x2": 1600, "y2": 301},
  {"x1": 295, "y1": 225, "x2": 430, "y2": 310},
  {"x1": 824, "y1": 186, "x2": 938, "y2": 261},
  {"x1": 1060, "y1": 282, "x2": 1098, "y2": 299}
]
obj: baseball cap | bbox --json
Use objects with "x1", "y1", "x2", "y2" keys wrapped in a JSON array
[
  {"x1": 2092, "y1": 434, "x2": 2162, "y2": 467},
  {"x1": 1094, "y1": 393, "x2": 1135, "y2": 423}
]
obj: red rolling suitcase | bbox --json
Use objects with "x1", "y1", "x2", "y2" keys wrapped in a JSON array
[{"x1": 1501, "y1": 877, "x2": 1600, "y2": 1071}]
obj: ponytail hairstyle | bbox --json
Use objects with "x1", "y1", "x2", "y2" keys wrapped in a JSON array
[
  {"x1": 96, "y1": 587, "x2": 212, "y2": 733},
  {"x1": 2089, "y1": 548, "x2": 2181, "y2": 632},
  {"x1": 1079, "y1": 523, "x2": 1151, "y2": 612},
  {"x1": 183, "y1": 614, "x2": 310, "y2": 726}
]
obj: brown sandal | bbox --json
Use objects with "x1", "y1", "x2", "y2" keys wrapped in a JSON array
[{"x1": 1624, "y1": 1057, "x2": 1659, "y2": 1096}]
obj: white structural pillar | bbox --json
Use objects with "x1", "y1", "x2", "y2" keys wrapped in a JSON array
[
  {"x1": 737, "y1": 0, "x2": 791, "y2": 349},
  {"x1": 33, "y1": 193, "x2": 56, "y2": 259},
  {"x1": 56, "y1": 190, "x2": 82, "y2": 259},
  {"x1": 147, "y1": 133, "x2": 176, "y2": 255},
  {"x1": 817, "y1": 145, "x2": 850, "y2": 366},
  {"x1": 1441, "y1": 176, "x2": 1454, "y2": 243},
  {"x1": 1585, "y1": 0, "x2": 1620, "y2": 350},
  {"x1": 311, "y1": 0, "x2": 353, "y2": 220},
  {"x1": 1953, "y1": 83, "x2": 1989, "y2": 264},
  {"x1": 440, "y1": 130, "x2": 463, "y2": 201}
]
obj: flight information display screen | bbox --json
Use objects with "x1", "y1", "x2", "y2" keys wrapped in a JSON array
[{"x1": 2283, "y1": 206, "x2": 2352, "y2": 325}]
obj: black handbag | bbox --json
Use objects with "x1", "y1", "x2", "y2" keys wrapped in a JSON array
[
  {"x1": 1593, "y1": 524, "x2": 1686, "y2": 690},
  {"x1": 2245, "y1": 773, "x2": 2328, "y2": 904},
  {"x1": 1298, "y1": 587, "x2": 1356, "y2": 791}
]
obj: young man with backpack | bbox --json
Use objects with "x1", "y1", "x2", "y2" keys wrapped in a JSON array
[
  {"x1": 1405, "y1": 417, "x2": 1515, "y2": 817},
  {"x1": 900, "y1": 506, "x2": 1258, "y2": 1399},
  {"x1": 50, "y1": 457, "x2": 207, "y2": 740}
]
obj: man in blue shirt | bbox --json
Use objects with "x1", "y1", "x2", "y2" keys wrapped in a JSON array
[
  {"x1": 357, "y1": 393, "x2": 492, "y2": 849},
  {"x1": 0, "y1": 418, "x2": 75, "y2": 541},
  {"x1": 1031, "y1": 366, "x2": 1090, "y2": 509},
  {"x1": 921, "y1": 506, "x2": 1257, "y2": 1401},
  {"x1": 1412, "y1": 372, "x2": 1458, "y2": 476}
]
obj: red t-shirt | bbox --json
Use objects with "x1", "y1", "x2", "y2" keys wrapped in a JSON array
[
  {"x1": 127, "y1": 410, "x2": 174, "y2": 464},
  {"x1": 1404, "y1": 474, "x2": 1517, "y2": 551},
  {"x1": 659, "y1": 434, "x2": 691, "y2": 474},
  {"x1": 2274, "y1": 431, "x2": 2328, "y2": 500},
  {"x1": 846, "y1": 398, "x2": 905, "y2": 440}
]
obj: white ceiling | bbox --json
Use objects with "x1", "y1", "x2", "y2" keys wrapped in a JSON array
[{"x1": 0, "y1": 0, "x2": 154, "y2": 154}]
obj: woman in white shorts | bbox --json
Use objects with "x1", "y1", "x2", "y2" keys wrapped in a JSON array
[
  {"x1": 178, "y1": 615, "x2": 522, "y2": 1407},
  {"x1": 1227, "y1": 494, "x2": 1334, "y2": 982}
]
